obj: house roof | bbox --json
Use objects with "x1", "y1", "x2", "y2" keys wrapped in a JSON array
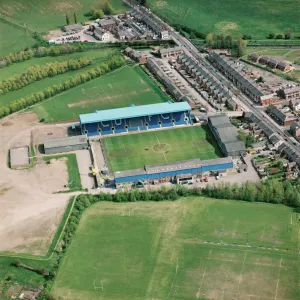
[
  {"x1": 94, "y1": 27, "x2": 108, "y2": 37},
  {"x1": 159, "y1": 46, "x2": 183, "y2": 55},
  {"x1": 290, "y1": 122, "x2": 300, "y2": 131},
  {"x1": 99, "y1": 18, "x2": 116, "y2": 27},
  {"x1": 284, "y1": 86, "x2": 300, "y2": 95},
  {"x1": 267, "y1": 105, "x2": 286, "y2": 122},
  {"x1": 80, "y1": 102, "x2": 191, "y2": 124},
  {"x1": 63, "y1": 24, "x2": 82, "y2": 31}
]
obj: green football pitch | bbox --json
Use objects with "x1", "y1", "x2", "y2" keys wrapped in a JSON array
[
  {"x1": 33, "y1": 65, "x2": 168, "y2": 122},
  {"x1": 52, "y1": 198, "x2": 300, "y2": 300},
  {"x1": 103, "y1": 125, "x2": 223, "y2": 172}
]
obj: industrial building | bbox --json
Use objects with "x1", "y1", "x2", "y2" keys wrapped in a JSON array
[
  {"x1": 114, "y1": 157, "x2": 234, "y2": 187},
  {"x1": 44, "y1": 136, "x2": 88, "y2": 154},
  {"x1": 208, "y1": 115, "x2": 246, "y2": 157},
  {"x1": 79, "y1": 101, "x2": 192, "y2": 136}
]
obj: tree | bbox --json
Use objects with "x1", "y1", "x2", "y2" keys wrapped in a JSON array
[
  {"x1": 102, "y1": 0, "x2": 114, "y2": 15},
  {"x1": 276, "y1": 34, "x2": 283, "y2": 39},
  {"x1": 236, "y1": 34, "x2": 244, "y2": 57},
  {"x1": 284, "y1": 28, "x2": 291, "y2": 39},
  {"x1": 92, "y1": 8, "x2": 104, "y2": 19},
  {"x1": 267, "y1": 32, "x2": 275, "y2": 39},
  {"x1": 65, "y1": 12, "x2": 70, "y2": 25},
  {"x1": 74, "y1": 11, "x2": 78, "y2": 24}
]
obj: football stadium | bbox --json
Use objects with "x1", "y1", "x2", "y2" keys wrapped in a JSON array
[
  {"x1": 79, "y1": 101, "x2": 237, "y2": 188},
  {"x1": 79, "y1": 101, "x2": 192, "y2": 136}
]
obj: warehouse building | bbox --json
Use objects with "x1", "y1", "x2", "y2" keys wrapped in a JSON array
[
  {"x1": 114, "y1": 157, "x2": 234, "y2": 188},
  {"x1": 44, "y1": 136, "x2": 88, "y2": 154},
  {"x1": 208, "y1": 115, "x2": 246, "y2": 157}
]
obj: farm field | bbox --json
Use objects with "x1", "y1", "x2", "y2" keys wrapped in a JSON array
[
  {"x1": 148, "y1": 0, "x2": 300, "y2": 38},
  {"x1": 0, "y1": 19, "x2": 36, "y2": 58},
  {"x1": 0, "y1": 49, "x2": 115, "y2": 108},
  {"x1": 52, "y1": 198, "x2": 300, "y2": 300},
  {"x1": 33, "y1": 66, "x2": 169, "y2": 122},
  {"x1": 0, "y1": 0, "x2": 128, "y2": 57},
  {"x1": 0, "y1": 0, "x2": 127, "y2": 33},
  {"x1": 103, "y1": 125, "x2": 222, "y2": 171}
]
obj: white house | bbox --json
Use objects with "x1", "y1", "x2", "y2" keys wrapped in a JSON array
[{"x1": 94, "y1": 28, "x2": 110, "y2": 41}]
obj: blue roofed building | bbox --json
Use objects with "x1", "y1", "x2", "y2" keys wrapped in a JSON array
[
  {"x1": 79, "y1": 101, "x2": 192, "y2": 136},
  {"x1": 114, "y1": 157, "x2": 234, "y2": 188}
]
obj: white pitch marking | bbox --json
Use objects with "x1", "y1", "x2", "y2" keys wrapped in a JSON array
[
  {"x1": 197, "y1": 250, "x2": 212, "y2": 298},
  {"x1": 274, "y1": 257, "x2": 283, "y2": 300}
]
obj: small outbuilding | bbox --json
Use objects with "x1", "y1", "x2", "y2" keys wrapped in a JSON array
[
  {"x1": 10, "y1": 146, "x2": 30, "y2": 168},
  {"x1": 44, "y1": 136, "x2": 88, "y2": 155}
]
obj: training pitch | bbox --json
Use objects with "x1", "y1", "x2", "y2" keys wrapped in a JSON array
[
  {"x1": 52, "y1": 198, "x2": 300, "y2": 300},
  {"x1": 103, "y1": 125, "x2": 222, "y2": 172},
  {"x1": 34, "y1": 66, "x2": 168, "y2": 122}
]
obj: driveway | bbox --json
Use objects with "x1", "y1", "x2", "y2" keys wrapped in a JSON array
[{"x1": 76, "y1": 150, "x2": 95, "y2": 190}]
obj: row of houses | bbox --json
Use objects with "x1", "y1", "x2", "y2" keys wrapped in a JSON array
[
  {"x1": 125, "y1": 7, "x2": 169, "y2": 40},
  {"x1": 146, "y1": 57, "x2": 193, "y2": 104},
  {"x1": 248, "y1": 54, "x2": 291, "y2": 72},
  {"x1": 209, "y1": 51, "x2": 277, "y2": 106},
  {"x1": 124, "y1": 47, "x2": 149, "y2": 64},
  {"x1": 208, "y1": 114, "x2": 246, "y2": 157},
  {"x1": 177, "y1": 53, "x2": 231, "y2": 104},
  {"x1": 266, "y1": 105, "x2": 298, "y2": 127},
  {"x1": 244, "y1": 112, "x2": 283, "y2": 149},
  {"x1": 278, "y1": 143, "x2": 300, "y2": 167}
]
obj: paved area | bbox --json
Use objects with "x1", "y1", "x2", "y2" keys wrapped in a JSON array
[{"x1": 76, "y1": 150, "x2": 95, "y2": 190}]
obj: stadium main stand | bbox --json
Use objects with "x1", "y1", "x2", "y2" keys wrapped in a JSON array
[{"x1": 79, "y1": 101, "x2": 192, "y2": 136}]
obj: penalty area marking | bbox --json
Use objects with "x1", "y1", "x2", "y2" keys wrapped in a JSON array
[{"x1": 93, "y1": 279, "x2": 104, "y2": 291}]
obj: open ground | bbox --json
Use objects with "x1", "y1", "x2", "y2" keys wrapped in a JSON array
[
  {"x1": 33, "y1": 65, "x2": 169, "y2": 122},
  {"x1": 103, "y1": 125, "x2": 223, "y2": 172},
  {"x1": 0, "y1": 113, "x2": 75, "y2": 255},
  {"x1": 52, "y1": 198, "x2": 300, "y2": 300},
  {"x1": 149, "y1": 0, "x2": 300, "y2": 38}
]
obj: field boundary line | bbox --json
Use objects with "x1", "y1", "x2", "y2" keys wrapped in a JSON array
[
  {"x1": 221, "y1": 264, "x2": 232, "y2": 300},
  {"x1": 274, "y1": 256, "x2": 283, "y2": 300},
  {"x1": 235, "y1": 250, "x2": 248, "y2": 299},
  {"x1": 154, "y1": 132, "x2": 168, "y2": 163},
  {"x1": 196, "y1": 249, "x2": 212, "y2": 299}
]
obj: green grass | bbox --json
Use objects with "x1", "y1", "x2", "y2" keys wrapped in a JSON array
[
  {"x1": 43, "y1": 154, "x2": 82, "y2": 191},
  {"x1": 33, "y1": 65, "x2": 168, "y2": 122},
  {"x1": 148, "y1": 0, "x2": 300, "y2": 39},
  {"x1": 103, "y1": 125, "x2": 222, "y2": 172},
  {"x1": 0, "y1": 19, "x2": 36, "y2": 58},
  {"x1": 52, "y1": 198, "x2": 300, "y2": 300},
  {"x1": 0, "y1": 49, "x2": 114, "y2": 108}
]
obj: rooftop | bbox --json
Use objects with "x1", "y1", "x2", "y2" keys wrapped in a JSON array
[
  {"x1": 114, "y1": 157, "x2": 233, "y2": 178},
  {"x1": 44, "y1": 135, "x2": 87, "y2": 149},
  {"x1": 80, "y1": 102, "x2": 191, "y2": 124}
]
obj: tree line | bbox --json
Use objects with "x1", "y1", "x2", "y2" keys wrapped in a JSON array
[
  {"x1": 89, "y1": 0, "x2": 115, "y2": 19},
  {"x1": 0, "y1": 54, "x2": 125, "y2": 118},
  {"x1": 0, "y1": 57, "x2": 92, "y2": 96}
]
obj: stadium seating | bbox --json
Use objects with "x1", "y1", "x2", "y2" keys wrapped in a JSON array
[
  {"x1": 139, "y1": 125, "x2": 147, "y2": 131},
  {"x1": 114, "y1": 119, "x2": 127, "y2": 134},
  {"x1": 85, "y1": 123, "x2": 99, "y2": 136},
  {"x1": 147, "y1": 115, "x2": 160, "y2": 129},
  {"x1": 129, "y1": 117, "x2": 143, "y2": 128},
  {"x1": 99, "y1": 121, "x2": 113, "y2": 135},
  {"x1": 172, "y1": 112, "x2": 186, "y2": 125},
  {"x1": 160, "y1": 113, "x2": 174, "y2": 128}
]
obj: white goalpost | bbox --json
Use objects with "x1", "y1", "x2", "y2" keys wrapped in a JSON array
[{"x1": 93, "y1": 280, "x2": 104, "y2": 291}]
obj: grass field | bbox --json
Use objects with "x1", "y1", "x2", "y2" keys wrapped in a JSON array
[
  {"x1": 103, "y1": 125, "x2": 222, "y2": 171},
  {"x1": 0, "y1": 19, "x2": 36, "y2": 58},
  {"x1": 0, "y1": 49, "x2": 115, "y2": 108},
  {"x1": 43, "y1": 153, "x2": 82, "y2": 191},
  {"x1": 148, "y1": 0, "x2": 300, "y2": 39},
  {"x1": 52, "y1": 198, "x2": 300, "y2": 300},
  {"x1": 33, "y1": 65, "x2": 169, "y2": 122},
  {"x1": 0, "y1": 0, "x2": 128, "y2": 57}
]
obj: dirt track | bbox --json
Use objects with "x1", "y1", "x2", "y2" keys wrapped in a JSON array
[{"x1": 0, "y1": 113, "x2": 72, "y2": 255}]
